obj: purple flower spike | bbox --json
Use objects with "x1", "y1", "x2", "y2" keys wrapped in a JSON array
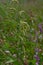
[
  {"x1": 36, "y1": 62, "x2": 39, "y2": 65},
  {"x1": 34, "y1": 55, "x2": 40, "y2": 61},
  {"x1": 36, "y1": 55, "x2": 40, "y2": 61},
  {"x1": 35, "y1": 48, "x2": 42, "y2": 52},
  {"x1": 35, "y1": 48, "x2": 39, "y2": 52},
  {"x1": 38, "y1": 24, "x2": 43, "y2": 33}
]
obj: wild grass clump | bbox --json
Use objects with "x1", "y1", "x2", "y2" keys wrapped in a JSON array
[{"x1": 0, "y1": 0, "x2": 43, "y2": 65}]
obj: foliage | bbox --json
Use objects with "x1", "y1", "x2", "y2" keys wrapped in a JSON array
[{"x1": 0, "y1": 0, "x2": 43, "y2": 65}]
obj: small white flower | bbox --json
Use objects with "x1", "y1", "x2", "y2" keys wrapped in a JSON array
[
  {"x1": 36, "y1": 62, "x2": 39, "y2": 65},
  {"x1": 5, "y1": 50, "x2": 10, "y2": 53},
  {"x1": 39, "y1": 34, "x2": 42, "y2": 39},
  {"x1": 30, "y1": 28, "x2": 34, "y2": 33},
  {"x1": 39, "y1": 49, "x2": 42, "y2": 52},
  {"x1": 13, "y1": 54, "x2": 16, "y2": 57}
]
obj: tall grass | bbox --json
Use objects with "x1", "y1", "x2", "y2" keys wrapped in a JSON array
[{"x1": 0, "y1": 0, "x2": 43, "y2": 65}]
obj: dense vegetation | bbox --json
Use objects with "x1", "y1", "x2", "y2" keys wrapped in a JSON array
[{"x1": 0, "y1": 0, "x2": 43, "y2": 65}]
